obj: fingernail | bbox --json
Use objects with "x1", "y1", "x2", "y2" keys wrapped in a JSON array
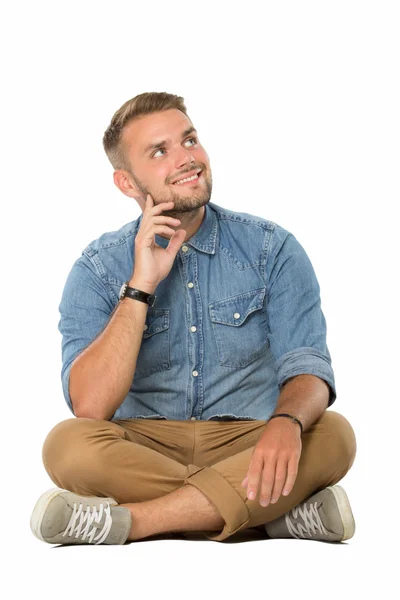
[{"x1": 248, "y1": 491, "x2": 255, "y2": 500}]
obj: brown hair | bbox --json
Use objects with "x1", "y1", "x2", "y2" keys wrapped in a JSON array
[{"x1": 102, "y1": 92, "x2": 189, "y2": 173}]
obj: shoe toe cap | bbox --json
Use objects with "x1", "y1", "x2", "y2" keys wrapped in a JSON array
[{"x1": 40, "y1": 495, "x2": 71, "y2": 539}]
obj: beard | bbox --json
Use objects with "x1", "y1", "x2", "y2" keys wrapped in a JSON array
[{"x1": 131, "y1": 169, "x2": 213, "y2": 219}]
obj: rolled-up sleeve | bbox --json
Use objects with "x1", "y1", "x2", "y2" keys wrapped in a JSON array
[
  {"x1": 266, "y1": 226, "x2": 336, "y2": 407},
  {"x1": 58, "y1": 252, "x2": 114, "y2": 414}
]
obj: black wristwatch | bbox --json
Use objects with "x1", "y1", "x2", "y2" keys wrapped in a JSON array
[{"x1": 119, "y1": 282, "x2": 156, "y2": 307}]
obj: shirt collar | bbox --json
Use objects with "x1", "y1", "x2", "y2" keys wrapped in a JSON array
[{"x1": 150, "y1": 202, "x2": 218, "y2": 255}]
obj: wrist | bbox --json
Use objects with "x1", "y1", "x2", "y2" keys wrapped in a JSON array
[
  {"x1": 128, "y1": 278, "x2": 157, "y2": 295},
  {"x1": 268, "y1": 413, "x2": 303, "y2": 435}
]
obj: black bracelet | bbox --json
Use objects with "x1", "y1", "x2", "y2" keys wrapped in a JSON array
[{"x1": 268, "y1": 413, "x2": 303, "y2": 434}]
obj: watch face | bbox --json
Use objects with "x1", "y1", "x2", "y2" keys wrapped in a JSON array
[{"x1": 119, "y1": 282, "x2": 127, "y2": 299}]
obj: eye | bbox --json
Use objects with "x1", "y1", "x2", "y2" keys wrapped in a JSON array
[{"x1": 152, "y1": 137, "x2": 198, "y2": 158}]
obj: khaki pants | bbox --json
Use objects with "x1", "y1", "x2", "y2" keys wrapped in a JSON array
[{"x1": 42, "y1": 410, "x2": 356, "y2": 542}]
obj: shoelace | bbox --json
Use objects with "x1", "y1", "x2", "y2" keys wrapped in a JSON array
[
  {"x1": 285, "y1": 501, "x2": 329, "y2": 539},
  {"x1": 62, "y1": 501, "x2": 113, "y2": 544}
]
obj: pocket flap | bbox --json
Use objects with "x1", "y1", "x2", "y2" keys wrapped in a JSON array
[
  {"x1": 143, "y1": 309, "x2": 169, "y2": 338},
  {"x1": 209, "y1": 287, "x2": 266, "y2": 326}
]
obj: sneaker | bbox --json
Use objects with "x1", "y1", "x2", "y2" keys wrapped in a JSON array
[
  {"x1": 264, "y1": 485, "x2": 355, "y2": 542},
  {"x1": 30, "y1": 488, "x2": 132, "y2": 545}
]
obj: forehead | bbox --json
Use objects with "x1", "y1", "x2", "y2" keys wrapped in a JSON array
[{"x1": 122, "y1": 109, "x2": 193, "y2": 156}]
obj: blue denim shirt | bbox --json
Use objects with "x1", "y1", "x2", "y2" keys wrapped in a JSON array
[{"x1": 58, "y1": 200, "x2": 336, "y2": 422}]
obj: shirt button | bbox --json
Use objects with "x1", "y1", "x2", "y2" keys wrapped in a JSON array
[
  {"x1": 234, "y1": 312, "x2": 240, "y2": 319},
  {"x1": 191, "y1": 416, "x2": 196, "y2": 420},
  {"x1": 192, "y1": 370, "x2": 198, "y2": 377},
  {"x1": 190, "y1": 326, "x2": 197, "y2": 332},
  {"x1": 182, "y1": 245, "x2": 189, "y2": 252},
  {"x1": 143, "y1": 324, "x2": 148, "y2": 330},
  {"x1": 188, "y1": 282, "x2": 194, "y2": 288}
]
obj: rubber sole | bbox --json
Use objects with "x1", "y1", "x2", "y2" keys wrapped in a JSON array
[{"x1": 327, "y1": 485, "x2": 356, "y2": 541}]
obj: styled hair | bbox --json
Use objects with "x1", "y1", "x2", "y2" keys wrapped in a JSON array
[{"x1": 102, "y1": 92, "x2": 189, "y2": 173}]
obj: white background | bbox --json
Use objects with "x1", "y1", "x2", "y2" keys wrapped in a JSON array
[{"x1": 1, "y1": 0, "x2": 398, "y2": 597}]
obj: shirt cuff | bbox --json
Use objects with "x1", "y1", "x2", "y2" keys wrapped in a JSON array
[
  {"x1": 61, "y1": 361, "x2": 76, "y2": 416},
  {"x1": 275, "y1": 346, "x2": 337, "y2": 407}
]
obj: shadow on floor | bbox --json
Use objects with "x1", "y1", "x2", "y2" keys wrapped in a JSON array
[{"x1": 137, "y1": 526, "x2": 268, "y2": 544}]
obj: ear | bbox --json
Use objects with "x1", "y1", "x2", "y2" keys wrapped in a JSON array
[{"x1": 113, "y1": 169, "x2": 140, "y2": 199}]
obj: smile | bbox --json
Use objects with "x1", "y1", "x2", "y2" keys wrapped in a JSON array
[{"x1": 172, "y1": 171, "x2": 202, "y2": 185}]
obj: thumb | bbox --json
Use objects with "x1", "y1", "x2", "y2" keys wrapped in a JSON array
[{"x1": 165, "y1": 229, "x2": 186, "y2": 256}]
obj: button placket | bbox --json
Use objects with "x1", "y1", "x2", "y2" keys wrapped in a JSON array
[{"x1": 182, "y1": 248, "x2": 202, "y2": 418}]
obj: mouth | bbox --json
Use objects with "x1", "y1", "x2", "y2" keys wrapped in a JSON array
[{"x1": 171, "y1": 170, "x2": 203, "y2": 186}]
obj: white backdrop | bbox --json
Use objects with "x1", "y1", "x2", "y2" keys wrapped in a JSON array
[{"x1": 1, "y1": 0, "x2": 398, "y2": 597}]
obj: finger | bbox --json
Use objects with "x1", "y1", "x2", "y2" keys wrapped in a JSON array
[
  {"x1": 144, "y1": 225, "x2": 178, "y2": 239},
  {"x1": 144, "y1": 193, "x2": 174, "y2": 214},
  {"x1": 246, "y1": 454, "x2": 263, "y2": 500},
  {"x1": 259, "y1": 457, "x2": 277, "y2": 507},
  {"x1": 269, "y1": 459, "x2": 289, "y2": 504},
  {"x1": 149, "y1": 199, "x2": 176, "y2": 215},
  {"x1": 152, "y1": 215, "x2": 181, "y2": 226},
  {"x1": 165, "y1": 229, "x2": 187, "y2": 255},
  {"x1": 282, "y1": 455, "x2": 300, "y2": 497},
  {"x1": 241, "y1": 475, "x2": 249, "y2": 487}
]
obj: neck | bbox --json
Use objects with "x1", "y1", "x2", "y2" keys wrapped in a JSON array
[{"x1": 182, "y1": 205, "x2": 205, "y2": 241}]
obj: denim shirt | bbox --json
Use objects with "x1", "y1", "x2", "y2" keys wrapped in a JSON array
[{"x1": 58, "y1": 200, "x2": 336, "y2": 422}]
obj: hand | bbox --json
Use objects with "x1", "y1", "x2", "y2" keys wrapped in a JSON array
[
  {"x1": 241, "y1": 418, "x2": 302, "y2": 507},
  {"x1": 131, "y1": 194, "x2": 187, "y2": 291}
]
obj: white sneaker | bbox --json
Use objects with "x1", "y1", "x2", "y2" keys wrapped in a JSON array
[{"x1": 30, "y1": 488, "x2": 132, "y2": 545}]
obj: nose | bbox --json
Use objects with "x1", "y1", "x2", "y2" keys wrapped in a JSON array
[{"x1": 174, "y1": 146, "x2": 196, "y2": 169}]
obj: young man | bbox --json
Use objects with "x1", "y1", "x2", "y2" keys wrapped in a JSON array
[{"x1": 30, "y1": 92, "x2": 357, "y2": 546}]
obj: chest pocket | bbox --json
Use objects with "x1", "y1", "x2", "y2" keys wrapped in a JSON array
[
  {"x1": 134, "y1": 308, "x2": 171, "y2": 379},
  {"x1": 209, "y1": 287, "x2": 269, "y2": 368}
]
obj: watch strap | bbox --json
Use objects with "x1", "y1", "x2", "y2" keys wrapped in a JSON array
[{"x1": 123, "y1": 285, "x2": 156, "y2": 307}]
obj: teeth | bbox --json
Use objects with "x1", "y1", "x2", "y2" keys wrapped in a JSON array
[{"x1": 174, "y1": 173, "x2": 199, "y2": 185}]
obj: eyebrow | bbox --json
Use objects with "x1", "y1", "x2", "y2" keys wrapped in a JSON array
[{"x1": 142, "y1": 127, "x2": 197, "y2": 156}]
